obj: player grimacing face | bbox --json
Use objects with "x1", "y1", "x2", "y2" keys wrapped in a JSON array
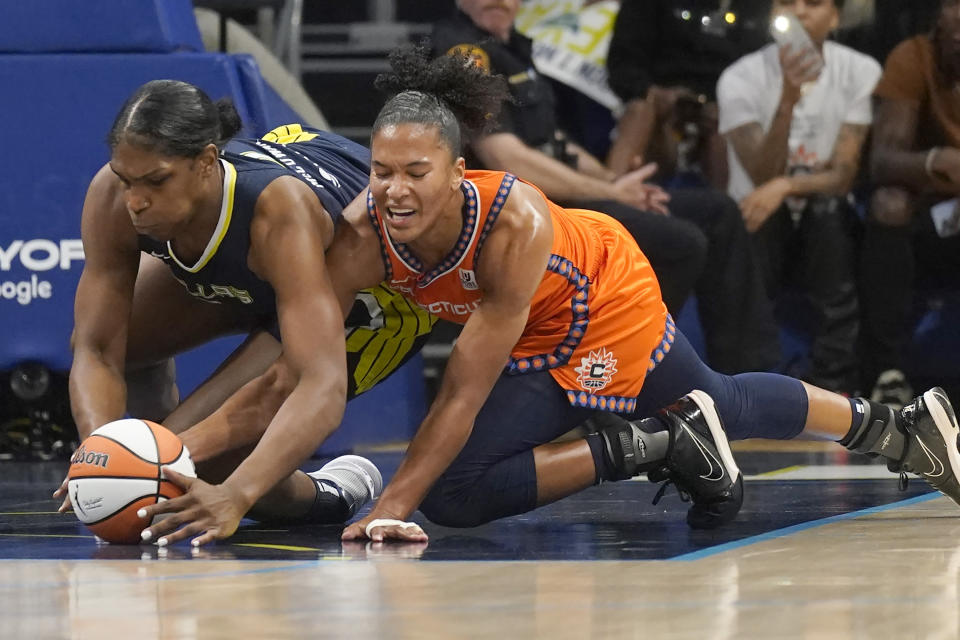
[
  {"x1": 369, "y1": 122, "x2": 465, "y2": 246},
  {"x1": 109, "y1": 141, "x2": 220, "y2": 242}
]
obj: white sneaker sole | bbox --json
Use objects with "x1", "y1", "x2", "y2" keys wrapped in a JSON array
[
  {"x1": 924, "y1": 388, "x2": 960, "y2": 492},
  {"x1": 687, "y1": 389, "x2": 741, "y2": 483}
]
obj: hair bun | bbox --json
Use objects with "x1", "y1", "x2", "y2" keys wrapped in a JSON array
[{"x1": 215, "y1": 99, "x2": 242, "y2": 143}]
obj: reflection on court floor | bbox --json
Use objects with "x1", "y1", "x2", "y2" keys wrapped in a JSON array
[{"x1": 2, "y1": 443, "x2": 957, "y2": 639}]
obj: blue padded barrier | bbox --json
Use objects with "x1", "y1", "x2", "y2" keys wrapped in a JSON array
[
  {"x1": 231, "y1": 54, "x2": 310, "y2": 140},
  {"x1": 0, "y1": 52, "x2": 264, "y2": 372},
  {"x1": 0, "y1": 0, "x2": 203, "y2": 53}
]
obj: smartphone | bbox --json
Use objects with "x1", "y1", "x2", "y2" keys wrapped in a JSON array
[
  {"x1": 930, "y1": 198, "x2": 960, "y2": 238},
  {"x1": 770, "y1": 12, "x2": 823, "y2": 74}
]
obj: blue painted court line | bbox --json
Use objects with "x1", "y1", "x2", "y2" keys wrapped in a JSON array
[{"x1": 671, "y1": 492, "x2": 942, "y2": 562}]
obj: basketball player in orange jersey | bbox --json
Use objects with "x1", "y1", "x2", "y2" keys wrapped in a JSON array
[{"x1": 139, "y1": 48, "x2": 960, "y2": 547}]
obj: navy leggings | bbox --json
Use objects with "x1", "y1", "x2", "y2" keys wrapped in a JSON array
[{"x1": 418, "y1": 329, "x2": 808, "y2": 527}]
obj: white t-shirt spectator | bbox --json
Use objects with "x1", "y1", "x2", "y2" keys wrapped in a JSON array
[{"x1": 717, "y1": 41, "x2": 881, "y2": 203}]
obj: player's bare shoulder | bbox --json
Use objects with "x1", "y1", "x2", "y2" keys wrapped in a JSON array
[
  {"x1": 487, "y1": 180, "x2": 553, "y2": 247},
  {"x1": 80, "y1": 163, "x2": 139, "y2": 255},
  {"x1": 327, "y1": 188, "x2": 386, "y2": 290},
  {"x1": 83, "y1": 163, "x2": 126, "y2": 219},
  {"x1": 333, "y1": 188, "x2": 381, "y2": 249},
  {"x1": 252, "y1": 175, "x2": 334, "y2": 245},
  {"x1": 475, "y1": 179, "x2": 553, "y2": 290}
]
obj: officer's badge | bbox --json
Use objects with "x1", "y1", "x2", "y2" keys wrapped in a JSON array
[{"x1": 447, "y1": 44, "x2": 491, "y2": 73}]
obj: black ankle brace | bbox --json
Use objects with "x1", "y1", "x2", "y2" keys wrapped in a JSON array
[
  {"x1": 595, "y1": 413, "x2": 669, "y2": 480},
  {"x1": 841, "y1": 398, "x2": 905, "y2": 460}
]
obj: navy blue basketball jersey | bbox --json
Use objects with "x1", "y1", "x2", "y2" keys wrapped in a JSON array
[
  {"x1": 225, "y1": 124, "x2": 370, "y2": 222},
  {"x1": 136, "y1": 125, "x2": 435, "y2": 400},
  {"x1": 138, "y1": 126, "x2": 370, "y2": 315}
]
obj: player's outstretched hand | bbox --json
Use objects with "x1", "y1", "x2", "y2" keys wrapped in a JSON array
[
  {"x1": 52, "y1": 473, "x2": 72, "y2": 513},
  {"x1": 137, "y1": 467, "x2": 247, "y2": 548},
  {"x1": 342, "y1": 512, "x2": 428, "y2": 543}
]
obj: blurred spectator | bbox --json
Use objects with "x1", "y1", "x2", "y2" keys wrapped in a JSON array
[
  {"x1": 606, "y1": 0, "x2": 769, "y2": 188},
  {"x1": 833, "y1": 1, "x2": 941, "y2": 68},
  {"x1": 862, "y1": 0, "x2": 960, "y2": 408},
  {"x1": 870, "y1": 0, "x2": 942, "y2": 63},
  {"x1": 513, "y1": 0, "x2": 622, "y2": 161},
  {"x1": 717, "y1": 0, "x2": 880, "y2": 394},
  {"x1": 431, "y1": 0, "x2": 781, "y2": 374}
]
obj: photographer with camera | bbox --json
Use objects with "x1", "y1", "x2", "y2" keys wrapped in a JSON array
[{"x1": 717, "y1": 0, "x2": 880, "y2": 395}]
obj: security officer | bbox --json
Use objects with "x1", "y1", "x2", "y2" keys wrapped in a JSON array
[{"x1": 432, "y1": 2, "x2": 566, "y2": 166}]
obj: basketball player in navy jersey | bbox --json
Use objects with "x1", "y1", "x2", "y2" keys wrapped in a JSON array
[{"x1": 58, "y1": 80, "x2": 433, "y2": 544}]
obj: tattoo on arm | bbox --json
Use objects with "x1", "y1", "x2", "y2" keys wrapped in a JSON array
[
  {"x1": 726, "y1": 122, "x2": 765, "y2": 166},
  {"x1": 726, "y1": 122, "x2": 787, "y2": 184},
  {"x1": 829, "y1": 123, "x2": 868, "y2": 179}
]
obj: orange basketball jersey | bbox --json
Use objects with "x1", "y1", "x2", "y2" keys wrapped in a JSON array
[{"x1": 366, "y1": 170, "x2": 672, "y2": 413}]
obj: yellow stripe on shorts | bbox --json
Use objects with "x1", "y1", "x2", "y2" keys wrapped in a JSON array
[
  {"x1": 261, "y1": 123, "x2": 319, "y2": 145},
  {"x1": 346, "y1": 283, "x2": 437, "y2": 395}
]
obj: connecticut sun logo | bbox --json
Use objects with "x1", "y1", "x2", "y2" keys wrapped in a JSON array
[{"x1": 574, "y1": 348, "x2": 618, "y2": 391}]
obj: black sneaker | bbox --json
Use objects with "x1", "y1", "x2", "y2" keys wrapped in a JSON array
[
  {"x1": 892, "y1": 387, "x2": 960, "y2": 507},
  {"x1": 649, "y1": 390, "x2": 743, "y2": 529}
]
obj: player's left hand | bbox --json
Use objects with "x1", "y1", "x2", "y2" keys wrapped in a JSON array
[
  {"x1": 52, "y1": 473, "x2": 72, "y2": 513},
  {"x1": 137, "y1": 467, "x2": 247, "y2": 547},
  {"x1": 342, "y1": 511, "x2": 428, "y2": 543},
  {"x1": 740, "y1": 177, "x2": 792, "y2": 232}
]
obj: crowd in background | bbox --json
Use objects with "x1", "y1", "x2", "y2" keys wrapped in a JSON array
[{"x1": 418, "y1": 0, "x2": 960, "y2": 409}]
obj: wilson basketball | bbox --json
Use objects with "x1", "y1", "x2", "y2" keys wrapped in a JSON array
[{"x1": 67, "y1": 419, "x2": 196, "y2": 544}]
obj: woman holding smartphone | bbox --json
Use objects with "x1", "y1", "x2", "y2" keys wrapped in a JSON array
[{"x1": 715, "y1": 0, "x2": 880, "y2": 397}]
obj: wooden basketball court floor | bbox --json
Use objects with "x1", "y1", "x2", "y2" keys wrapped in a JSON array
[{"x1": 3, "y1": 441, "x2": 958, "y2": 639}]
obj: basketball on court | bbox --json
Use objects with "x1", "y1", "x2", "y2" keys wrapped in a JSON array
[{"x1": 67, "y1": 419, "x2": 196, "y2": 544}]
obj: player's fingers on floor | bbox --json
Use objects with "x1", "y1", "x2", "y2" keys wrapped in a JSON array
[
  {"x1": 139, "y1": 508, "x2": 192, "y2": 542},
  {"x1": 395, "y1": 525, "x2": 428, "y2": 542},
  {"x1": 373, "y1": 524, "x2": 427, "y2": 542},
  {"x1": 190, "y1": 529, "x2": 219, "y2": 548},
  {"x1": 341, "y1": 523, "x2": 365, "y2": 540},
  {"x1": 157, "y1": 521, "x2": 206, "y2": 547},
  {"x1": 52, "y1": 478, "x2": 68, "y2": 498}
]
